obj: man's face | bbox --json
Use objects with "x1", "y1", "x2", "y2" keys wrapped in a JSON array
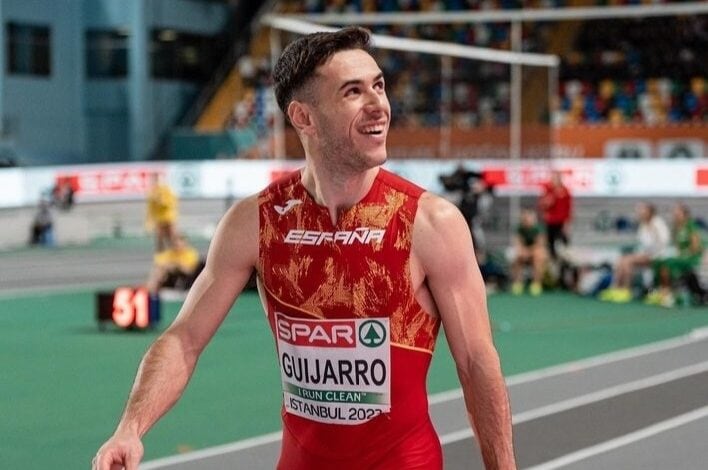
[
  {"x1": 307, "y1": 49, "x2": 391, "y2": 172},
  {"x1": 521, "y1": 211, "x2": 535, "y2": 226}
]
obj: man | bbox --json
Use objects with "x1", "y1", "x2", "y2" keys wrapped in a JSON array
[
  {"x1": 93, "y1": 27, "x2": 515, "y2": 470},
  {"x1": 145, "y1": 173, "x2": 178, "y2": 252},
  {"x1": 146, "y1": 234, "x2": 202, "y2": 294},
  {"x1": 646, "y1": 203, "x2": 705, "y2": 307},
  {"x1": 599, "y1": 202, "x2": 670, "y2": 303},
  {"x1": 538, "y1": 170, "x2": 572, "y2": 260},
  {"x1": 510, "y1": 208, "x2": 547, "y2": 296}
]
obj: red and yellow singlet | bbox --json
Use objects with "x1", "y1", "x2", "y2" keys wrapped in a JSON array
[{"x1": 258, "y1": 168, "x2": 442, "y2": 469}]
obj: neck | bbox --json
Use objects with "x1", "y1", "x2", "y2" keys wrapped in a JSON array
[{"x1": 301, "y1": 162, "x2": 379, "y2": 225}]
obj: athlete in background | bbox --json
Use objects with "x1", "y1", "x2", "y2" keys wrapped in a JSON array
[
  {"x1": 538, "y1": 170, "x2": 572, "y2": 260},
  {"x1": 93, "y1": 27, "x2": 515, "y2": 470},
  {"x1": 145, "y1": 173, "x2": 178, "y2": 252}
]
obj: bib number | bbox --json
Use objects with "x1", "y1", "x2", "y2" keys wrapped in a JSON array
[{"x1": 276, "y1": 313, "x2": 391, "y2": 425}]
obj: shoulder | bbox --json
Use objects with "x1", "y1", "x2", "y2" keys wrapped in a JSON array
[
  {"x1": 652, "y1": 216, "x2": 669, "y2": 229},
  {"x1": 377, "y1": 168, "x2": 425, "y2": 198},
  {"x1": 209, "y1": 194, "x2": 259, "y2": 270},
  {"x1": 416, "y1": 192, "x2": 465, "y2": 228},
  {"x1": 258, "y1": 169, "x2": 302, "y2": 204},
  {"x1": 221, "y1": 194, "x2": 259, "y2": 234},
  {"x1": 413, "y1": 192, "x2": 473, "y2": 268}
]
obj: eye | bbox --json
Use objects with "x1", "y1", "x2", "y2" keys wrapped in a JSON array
[
  {"x1": 345, "y1": 87, "x2": 361, "y2": 97},
  {"x1": 374, "y1": 80, "x2": 385, "y2": 91}
]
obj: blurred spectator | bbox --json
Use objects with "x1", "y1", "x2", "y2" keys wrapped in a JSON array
[
  {"x1": 224, "y1": 54, "x2": 276, "y2": 158},
  {"x1": 599, "y1": 202, "x2": 670, "y2": 303},
  {"x1": 146, "y1": 234, "x2": 203, "y2": 294},
  {"x1": 268, "y1": 1, "x2": 705, "y2": 130},
  {"x1": 226, "y1": 99, "x2": 260, "y2": 158},
  {"x1": 52, "y1": 179, "x2": 76, "y2": 211},
  {"x1": 439, "y1": 165, "x2": 486, "y2": 237},
  {"x1": 510, "y1": 208, "x2": 547, "y2": 296},
  {"x1": 145, "y1": 173, "x2": 178, "y2": 252},
  {"x1": 560, "y1": 16, "x2": 707, "y2": 125},
  {"x1": 29, "y1": 199, "x2": 54, "y2": 247},
  {"x1": 646, "y1": 203, "x2": 705, "y2": 307},
  {"x1": 538, "y1": 170, "x2": 572, "y2": 260}
]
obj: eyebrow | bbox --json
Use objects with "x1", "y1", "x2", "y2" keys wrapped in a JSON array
[{"x1": 338, "y1": 72, "x2": 385, "y2": 92}]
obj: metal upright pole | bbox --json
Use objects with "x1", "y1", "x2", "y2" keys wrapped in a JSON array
[
  {"x1": 549, "y1": 64, "x2": 560, "y2": 159},
  {"x1": 440, "y1": 56, "x2": 453, "y2": 159},
  {"x1": 270, "y1": 27, "x2": 285, "y2": 160},
  {"x1": 509, "y1": 20, "x2": 522, "y2": 238}
]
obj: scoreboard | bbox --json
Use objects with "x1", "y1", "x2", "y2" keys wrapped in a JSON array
[{"x1": 96, "y1": 287, "x2": 160, "y2": 330}]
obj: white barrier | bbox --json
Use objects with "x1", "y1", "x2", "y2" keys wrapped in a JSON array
[{"x1": 1, "y1": 158, "x2": 707, "y2": 209}]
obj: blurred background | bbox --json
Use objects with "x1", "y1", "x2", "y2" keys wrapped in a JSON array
[
  {"x1": 0, "y1": 0, "x2": 705, "y2": 248},
  {"x1": 0, "y1": 0, "x2": 707, "y2": 469}
]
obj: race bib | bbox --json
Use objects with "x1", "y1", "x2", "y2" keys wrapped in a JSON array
[{"x1": 275, "y1": 312, "x2": 391, "y2": 425}]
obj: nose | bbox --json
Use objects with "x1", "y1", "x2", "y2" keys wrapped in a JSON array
[{"x1": 364, "y1": 88, "x2": 387, "y2": 114}]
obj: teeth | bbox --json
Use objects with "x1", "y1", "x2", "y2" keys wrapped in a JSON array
[{"x1": 361, "y1": 124, "x2": 385, "y2": 134}]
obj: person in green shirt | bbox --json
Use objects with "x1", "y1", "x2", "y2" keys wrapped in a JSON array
[
  {"x1": 647, "y1": 203, "x2": 705, "y2": 307},
  {"x1": 511, "y1": 208, "x2": 548, "y2": 296}
]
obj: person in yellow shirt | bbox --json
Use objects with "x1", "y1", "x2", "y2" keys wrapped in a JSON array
[
  {"x1": 145, "y1": 173, "x2": 178, "y2": 251},
  {"x1": 146, "y1": 234, "x2": 201, "y2": 294}
]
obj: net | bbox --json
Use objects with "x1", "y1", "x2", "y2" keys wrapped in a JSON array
[{"x1": 264, "y1": 15, "x2": 560, "y2": 163}]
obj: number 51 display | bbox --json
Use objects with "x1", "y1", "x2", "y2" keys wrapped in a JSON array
[{"x1": 96, "y1": 287, "x2": 161, "y2": 330}]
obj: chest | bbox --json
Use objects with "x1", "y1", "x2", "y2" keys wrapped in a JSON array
[{"x1": 260, "y1": 203, "x2": 415, "y2": 319}]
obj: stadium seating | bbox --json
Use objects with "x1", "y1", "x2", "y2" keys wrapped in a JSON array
[
  {"x1": 558, "y1": 16, "x2": 707, "y2": 125},
  {"x1": 190, "y1": 0, "x2": 706, "y2": 159},
  {"x1": 268, "y1": 0, "x2": 706, "y2": 127}
]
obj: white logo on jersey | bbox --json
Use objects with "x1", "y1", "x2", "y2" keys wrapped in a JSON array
[
  {"x1": 284, "y1": 228, "x2": 386, "y2": 246},
  {"x1": 275, "y1": 199, "x2": 303, "y2": 215}
]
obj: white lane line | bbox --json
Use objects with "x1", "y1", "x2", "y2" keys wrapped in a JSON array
[
  {"x1": 140, "y1": 431, "x2": 282, "y2": 469},
  {"x1": 525, "y1": 405, "x2": 708, "y2": 470},
  {"x1": 438, "y1": 359, "x2": 708, "y2": 445},
  {"x1": 0, "y1": 280, "x2": 139, "y2": 299},
  {"x1": 140, "y1": 331, "x2": 708, "y2": 467},
  {"x1": 429, "y1": 330, "x2": 708, "y2": 405},
  {"x1": 141, "y1": 356, "x2": 708, "y2": 468}
]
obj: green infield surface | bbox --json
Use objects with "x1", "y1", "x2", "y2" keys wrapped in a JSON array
[{"x1": 1, "y1": 290, "x2": 707, "y2": 469}]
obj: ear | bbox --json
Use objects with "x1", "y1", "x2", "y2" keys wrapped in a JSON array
[{"x1": 287, "y1": 101, "x2": 314, "y2": 135}]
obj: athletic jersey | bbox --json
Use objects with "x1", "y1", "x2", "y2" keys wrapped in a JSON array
[
  {"x1": 674, "y1": 219, "x2": 704, "y2": 261},
  {"x1": 258, "y1": 168, "x2": 442, "y2": 469},
  {"x1": 516, "y1": 222, "x2": 543, "y2": 247},
  {"x1": 146, "y1": 184, "x2": 177, "y2": 224},
  {"x1": 153, "y1": 246, "x2": 199, "y2": 273}
]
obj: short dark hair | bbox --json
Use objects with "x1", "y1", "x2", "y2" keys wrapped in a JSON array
[
  {"x1": 643, "y1": 202, "x2": 656, "y2": 217},
  {"x1": 677, "y1": 203, "x2": 690, "y2": 217},
  {"x1": 272, "y1": 26, "x2": 372, "y2": 116}
]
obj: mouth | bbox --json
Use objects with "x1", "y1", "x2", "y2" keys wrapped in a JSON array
[{"x1": 357, "y1": 122, "x2": 387, "y2": 136}]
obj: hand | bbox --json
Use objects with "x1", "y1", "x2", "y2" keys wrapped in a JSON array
[{"x1": 92, "y1": 431, "x2": 144, "y2": 470}]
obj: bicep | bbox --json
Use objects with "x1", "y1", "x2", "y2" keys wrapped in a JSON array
[
  {"x1": 167, "y1": 198, "x2": 259, "y2": 353},
  {"x1": 414, "y1": 196, "x2": 494, "y2": 366}
]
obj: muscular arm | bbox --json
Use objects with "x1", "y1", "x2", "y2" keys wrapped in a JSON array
[
  {"x1": 413, "y1": 193, "x2": 515, "y2": 470},
  {"x1": 94, "y1": 196, "x2": 259, "y2": 470}
]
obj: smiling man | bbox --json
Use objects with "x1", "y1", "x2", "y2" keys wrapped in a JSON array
[{"x1": 93, "y1": 27, "x2": 515, "y2": 470}]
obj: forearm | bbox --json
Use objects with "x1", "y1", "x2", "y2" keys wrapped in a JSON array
[
  {"x1": 116, "y1": 330, "x2": 198, "y2": 437},
  {"x1": 460, "y1": 349, "x2": 516, "y2": 470}
]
